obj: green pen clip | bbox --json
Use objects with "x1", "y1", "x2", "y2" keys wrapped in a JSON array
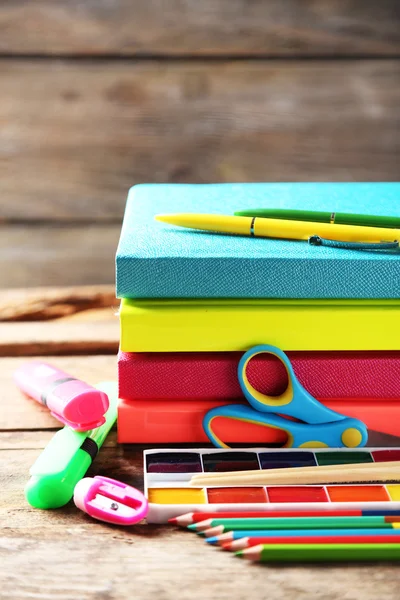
[
  {"x1": 25, "y1": 381, "x2": 118, "y2": 510},
  {"x1": 308, "y1": 236, "x2": 399, "y2": 251}
]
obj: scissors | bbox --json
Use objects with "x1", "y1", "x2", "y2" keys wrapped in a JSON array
[{"x1": 203, "y1": 344, "x2": 368, "y2": 449}]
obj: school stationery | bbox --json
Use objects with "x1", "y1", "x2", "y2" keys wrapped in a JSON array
[
  {"x1": 207, "y1": 529, "x2": 400, "y2": 546},
  {"x1": 170, "y1": 508, "x2": 400, "y2": 527},
  {"x1": 143, "y1": 448, "x2": 400, "y2": 523},
  {"x1": 117, "y1": 396, "x2": 400, "y2": 444},
  {"x1": 190, "y1": 461, "x2": 400, "y2": 487},
  {"x1": 73, "y1": 476, "x2": 148, "y2": 525},
  {"x1": 116, "y1": 183, "x2": 400, "y2": 299},
  {"x1": 118, "y1": 349, "x2": 400, "y2": 402},
  {"x1": 25, "y1": 382, "x2": 118, "y2": 510},
  {"x1": 119, "y1": 298, "x2": 400, "y2": 352},
  {"x1": 155, "y1": 213, "x2": 400, "y2": 247},
  {"x1": 234, "y1": 208, "x2": 400, "y2": 229},
  {"x1": 236, "y1": 542, "x2": 400, "y2": 562},
  {"x1": 14, "y1": 361, "x2": 109, "y2": 431},
  {"x1": 190, "y1": 516, "x2": 400, "y2": 535},
  {"x1": 202, "y1": 344, "x2": 368, "y2": 449},
  {"x1": 223, "y1": 534, "x2": 400, "y2": 552}
]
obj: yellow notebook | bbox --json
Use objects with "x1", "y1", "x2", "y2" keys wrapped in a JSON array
[{"x1": 119, "y1": 298, "x2": 400, "y2": 352}]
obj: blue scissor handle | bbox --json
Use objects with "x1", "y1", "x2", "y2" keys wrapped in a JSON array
[
  {"x1": 203, "y1": 404, "x2": 368, "y2": 449},
  {"x1": 238, "y1": 344, "x2": 346, "y2": 425}
]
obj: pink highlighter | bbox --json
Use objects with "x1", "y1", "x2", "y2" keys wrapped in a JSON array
[{"x1": 14, "y1": 361, "x2": 109, "y2": 431}]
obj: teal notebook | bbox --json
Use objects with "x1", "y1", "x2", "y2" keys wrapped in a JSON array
[{"x1": 116, "y1": 183, "x2": 400, "y2": 299}]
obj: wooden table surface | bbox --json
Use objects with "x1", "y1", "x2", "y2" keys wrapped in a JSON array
[{"x1": 1, "y1": 285, "x2": 400, "y2": 600}]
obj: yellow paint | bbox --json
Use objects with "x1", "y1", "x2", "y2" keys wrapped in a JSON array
[
  {"x1": 299, "y1": 441, "x2": 328, "y2": 448},
  {"x1": 120, "y1": 298, "x2": 400, "y2": 352},
  {"x1": 148, "y1": 488, "x2": 206, "y2": 505},
  {"x1": 387, "y1": 485, "x2": 400, "y2": 502},
  {"x1": 342, "y1": 428, "x2": 363, "y2": 448}
]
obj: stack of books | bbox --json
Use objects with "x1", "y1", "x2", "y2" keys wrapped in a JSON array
[{"x1": 116, "y1": 182, "x2": 400, "y2": 445}]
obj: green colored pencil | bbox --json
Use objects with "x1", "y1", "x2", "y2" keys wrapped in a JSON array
[
  {"x1": 237, "y1": 542, "x2": 400, "y2": 563},
  {"x1": 233, "y1": 208, "x2": 400, "y2": 229},
  {"x1": 188, "y1": 516, "x2": 400, "y2": 537}
]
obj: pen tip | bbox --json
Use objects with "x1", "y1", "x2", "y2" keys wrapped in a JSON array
[{"x1": 154, "y1": 214, "x2": 171, "y2": 223}]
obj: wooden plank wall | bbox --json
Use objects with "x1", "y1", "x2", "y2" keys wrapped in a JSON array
[{"x1": 1, "y1": 1, "x2": 399, "y2": 288}]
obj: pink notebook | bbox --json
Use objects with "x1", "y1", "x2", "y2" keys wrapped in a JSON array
[{"x1": 118, "y1": 350, "x2": 400, "y2": 401}]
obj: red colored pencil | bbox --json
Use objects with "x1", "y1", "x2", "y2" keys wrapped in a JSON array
[
  {"x1": 168, "y1": 509, "x2": 385, "y2": 527},
  {"x1": 222, "y1": 534, "x2": 400, "y2": 552}
]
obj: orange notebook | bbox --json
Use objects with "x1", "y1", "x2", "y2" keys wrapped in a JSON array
[{"x1": 117, "y1": 397, "x2": 400, "y2": 444}]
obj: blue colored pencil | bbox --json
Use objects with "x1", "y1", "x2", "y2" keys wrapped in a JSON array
[{"x1": 206, "y1": 528, "x2": 400, "y2": 546}]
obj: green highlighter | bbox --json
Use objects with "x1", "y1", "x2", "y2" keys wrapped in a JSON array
[
  {"x1": 234, "y1": 208, "x2": 400, "y2": 229},
  {"x1": 25, "y1": 381, "x2": 118, "y2": 510}
]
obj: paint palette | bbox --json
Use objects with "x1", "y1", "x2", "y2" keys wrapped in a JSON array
[{"x1": 143, "y1": 448, "x2": 400, "y2": 523}]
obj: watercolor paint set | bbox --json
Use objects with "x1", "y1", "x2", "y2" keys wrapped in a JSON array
[{"x1": 144, "y1": 448, "x2": 400, "y2": 523}]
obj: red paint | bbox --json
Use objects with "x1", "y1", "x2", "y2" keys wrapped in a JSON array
[
  {"x1": 267, "y1": 486, "x2": 328, "y2": 503},
  {"x1": 372, "y1": 449, "x2": 400, "y2": 462},
  {"x1": 223, "y1": 534, "x2": 400, "y2": 550},
  {"x1": 206, "y1": 487, "x2": 268, "y2": 504},
  {"x1": 327, "y1": 485, "x2": 390, "y2": 503}
]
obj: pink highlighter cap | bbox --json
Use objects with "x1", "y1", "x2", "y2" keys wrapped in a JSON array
[
  {"x1": 74, "y1": 476, "x2": 149, "y2": 525},
  {"x1": 13, "y1": 361, "x2": 109, "y2": 431}
]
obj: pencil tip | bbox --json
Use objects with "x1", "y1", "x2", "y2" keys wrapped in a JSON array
[
  {"x1": 221, "y1": 543, "x2": 233, "y2": 551},
  {"x1": 206, "y1": 537, "x2": 220, "y2": 545},
  {"x1": 203, "y1": 525, "x2": 224, "y2": 537}
]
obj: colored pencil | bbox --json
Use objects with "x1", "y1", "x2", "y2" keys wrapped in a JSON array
[
  {"x1": 189, "y1": 460, "x2": 400, "y2": 486},
  {"x1": 168, "y1": 508, "x2": 400, "y2": 527},
  {"x1": 222, "y1": 534, "x2": 400, "y2": 552},
  {"x1": 236, "y1": 543, "x2": 400, "y2": 562},
  {"x1": 191, "y1": 516, "x2": 400, "y2": 536},
  {"x1": 206, "y1": 528, "x2": 400, "y2": 546}
]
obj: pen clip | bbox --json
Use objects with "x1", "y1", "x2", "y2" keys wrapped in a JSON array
[{"x1": 308, "y1": 236, "x2": 399, "y2": 251}]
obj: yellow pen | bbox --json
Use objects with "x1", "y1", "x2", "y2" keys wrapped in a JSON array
[{"x1": 155, "y1": 214, "x2": 400, "y2": 244}]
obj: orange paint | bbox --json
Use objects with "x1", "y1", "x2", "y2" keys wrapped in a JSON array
[
  {"x1": 327, "y1": 485, "x2": 390, "y2": 503},
  {"x1": 207, "y1": 487, "x2": 268, "y2": 504}
]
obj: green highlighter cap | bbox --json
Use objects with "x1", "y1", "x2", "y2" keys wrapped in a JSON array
[{"x1": 25, "y1": 381, "x2": 118, "y2": 510}]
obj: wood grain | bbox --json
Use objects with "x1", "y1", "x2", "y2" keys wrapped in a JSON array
[
  {"x1": 2, "y1": 284, "x2": 400, "y2": 599},
  {"x1": 0, "y1": 225, "x2": 120, "y2": 287},
  {"x1": 0, "y1": 0, "x2": 399, "y2": 56},
  {"x1": 0, "y1": 319, "x2": 119, "y2": 356},
  {"x1": 2, "y1": 441, "x2": 400, "y2": 600},
  {"x1": 1, "y1": 60, "x2": 399, "y2": 224},
  {"x1": 0, "y1": 285, "x2": 115, "y2": 321}
]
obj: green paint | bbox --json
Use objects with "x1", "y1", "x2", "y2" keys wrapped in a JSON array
[{"x1": 315, "y1": 451, "x2": 373, "y2": 466}]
